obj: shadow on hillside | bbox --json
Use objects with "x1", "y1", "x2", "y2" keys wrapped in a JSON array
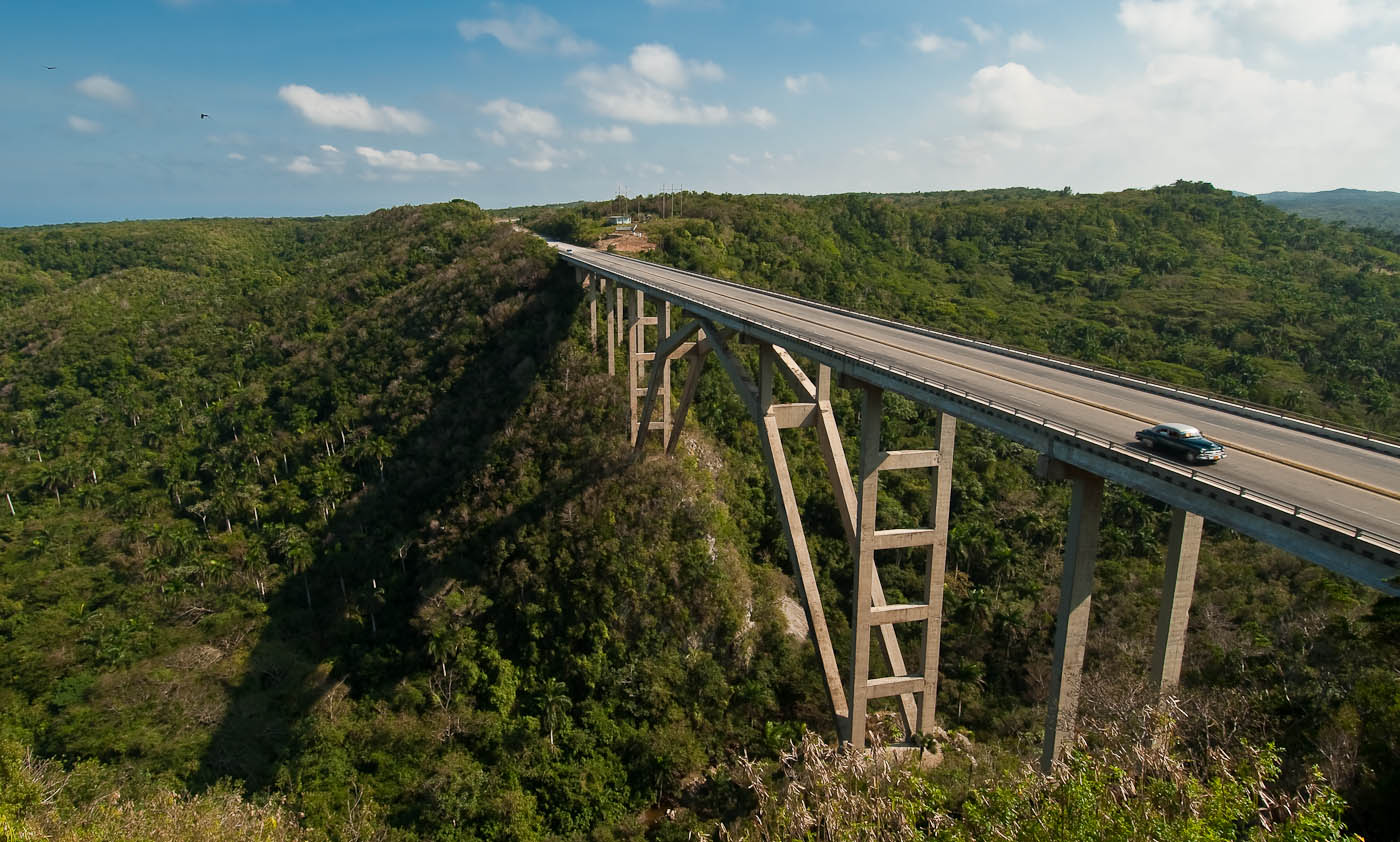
[{"x1": 193, "y1": 257, "x2": 587, "y2": 791}]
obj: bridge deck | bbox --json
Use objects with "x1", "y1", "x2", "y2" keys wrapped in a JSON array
[{"x1": 558, "y1": 245, "x2": 1400, "y2": 590}]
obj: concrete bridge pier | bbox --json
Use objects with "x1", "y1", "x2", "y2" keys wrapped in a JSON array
[
  {"x1": 1037, "y1": 457, "x2": 1206, "y2": 770},
  {"x1": 847, "y1": 385, "x2": 956, "y2": 748},
  {"x1": 602, "y1": 275, "x2": 618, "y2": 376},
  {"x1": 1039, "y1": 457, "x2": 1105, "y2": 771},
  {"x1": 578, "y1": 268, "x2": 598, "y2": 349},
  {"x1": 1151, "y1": 508, "x2": 1204, "y2": 695},
  {"x1": 607, "y1": 284, "x2": 962, "y2": 747}
]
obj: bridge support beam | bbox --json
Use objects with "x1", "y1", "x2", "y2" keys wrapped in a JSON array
[
  {"x1": 628, "y1": 289, "x2": 641, "y2": 437},
  {"x1": 599, "y1": 294, "x2": 959, "y2": 747},
  {"x1": 731, "y1": 334, "x2": 848, "y2": 725},
  {"x1": 848, "y1": 385, "x2": 955, "y2": 748},
  {"x1": 580, "y1": 268, "x2": 598, "y2": 349},
  {"x1": 605, "y1": 278, "x2": 618, "y2": 376},
  {"x1": 667, "y1": 333, "x2": 708, "y2": 455},
  {"x1": 634, "y1": 313, "x2": 699, "y2": 457},
  {"x1": 1040, "y1": 458, "x2": 1104, "y2": 771},
  {"x1": 1150, "y1": 508, "x2": 1203, "y2": 696}
]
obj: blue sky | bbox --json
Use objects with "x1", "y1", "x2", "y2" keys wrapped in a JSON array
[{"x1": 4, "y1": 0, "x2": 1399, "y2": 226}]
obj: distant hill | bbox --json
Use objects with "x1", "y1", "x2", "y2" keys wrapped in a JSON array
[{"x1": 1256, "y1": 187, "x2": 1400, "y2": 232}]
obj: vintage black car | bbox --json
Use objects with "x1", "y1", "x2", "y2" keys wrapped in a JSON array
[{"x1": 1135, "y1": 422, "x2": 1225, "y2": 464}]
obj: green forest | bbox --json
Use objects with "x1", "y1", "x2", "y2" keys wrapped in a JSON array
[{"x1": 0, "y1": 185, "x2": 1397, "y2": 840}]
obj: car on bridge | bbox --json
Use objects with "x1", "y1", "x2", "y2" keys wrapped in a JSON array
[{"x1": 1135, "y1": 422, "x2": 1226, "y2": 464}]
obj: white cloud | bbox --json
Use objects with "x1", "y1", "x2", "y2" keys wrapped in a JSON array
[
  {"x1": 319, "y1": 144, "x2": 339, "y2": 152},
  {"x1": 913, "y1": 30, "x2": 964, "y2": 54},
  {"x1": 227, "y1": 152, "x2": 245, "y2": 160},
  {"x1": 959, "y1": 63, "x2": 1101, "y2": 131},
  {"x1": 741, "y1": 106, "x2": 777, "y2": 128},
  {"x1": 580, "y1": 125, "x2": 635, "y2": 142},
  {"x1": 937, "y1": 37, "x2": 1400, "y2": 195},
  {"x1": 458, "y1": 5, "x2": 596, "y2": 56},
  {"x1": 629, "y1": 44, "x2": 724, "y2": 88},
  {"x1": 573, "y1": 66, "x2": 730, "y2": 124},
  {"x1": 963, "y1": 18, "x2": 999, "y2": 44},
  {"x1": 1371, "y1": 43, "x2": 1400, "y2": 74},
  {"x1": 1242, "y1": 0, "x2": 1347, "y2": 41},
  {"x1": 356, "y1": 146, "x2": 481, "y2": 173},
  {"x1": 75, "y1": 74, "x2": 132, "y2": 106},
  {"x1": 277, "y1": 84, "x2": 429, "y2": 133},
  {"x1": 1118, "y1": 0, "x2": 1221, "y2": 51},
  {"x1": 286, "y1": 156, "x2": 322, "y2": 174},
  {"x1": 1010, "y1": 31, "x2": 1044, "y2": 52},
  {"x1": 66, "y1": 115, "x2": 101, "y2": 133},
  {"x1": 784, "y1": 72, "x2": 827, "y2": 94},
  {"x1": 476, "y1": 129, "x2": 507, "y2": 146},
  {"x1": 728, "y1": 153, "x2": 751, "y2": 165},
  {"x1": 1117, "y1": 0, "x2": 1391, "y2": 50},
  {"x1": 689, "y1": 59, "x2": 725, "y2": 83},
  {"x1": 480, "y1": 98, "x2": 560, "y2": 136},
  {"x1": 507, "y1": 140, "x2": 569, "y2": 172}
]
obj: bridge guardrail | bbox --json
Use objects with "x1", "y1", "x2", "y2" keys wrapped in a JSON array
[
  {"x1": 577, "y1": 255, "x2": 1400, "y2": 562},
  {"x1": 600, "y1": 252, "x2": 1400, "y2": 459}
]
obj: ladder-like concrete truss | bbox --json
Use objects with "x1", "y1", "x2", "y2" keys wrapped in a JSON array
[{"x1": 580, "y1": 268, "x2": 1206, "y2": 765}]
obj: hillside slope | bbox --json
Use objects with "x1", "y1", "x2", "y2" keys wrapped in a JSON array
[{"x1": 0, "y1": 203, "x2": 807, "y2": 838}]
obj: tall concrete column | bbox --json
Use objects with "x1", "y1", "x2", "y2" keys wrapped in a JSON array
[
  {"x1": 848, "y1": 385, "x2": 883, "y2": 748},
  {"x1": 1041, "y1": 468, "x2": 1104, "y2": 771},
  {"x1": 586, "y1": 271, "x2": 597, "y2": 348},
  {"x1": 1150, "y1": 508, "x2": 1204, "y2": 695},
  {"x1": 917, "y1": 413, "x2": 956, "y2": 734},
  {"x1": 605, "y1": 277, "x2": 616, "y2": 376},
  {"x1": 628, "y1": 290, "x2": 643, "y2": 437},
  {"x1": 661, "y1": 302, "x2": 672, "y2": 443}
]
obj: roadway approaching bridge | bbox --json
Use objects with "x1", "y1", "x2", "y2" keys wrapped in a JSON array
[{"x1": 555, "y1": 243, "x2": 1400, "y2": 771}]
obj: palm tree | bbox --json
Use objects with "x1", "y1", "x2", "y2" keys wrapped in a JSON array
[
  {"x1": 351, "y1": 436, "x2": 393, "y2": 480},
  {"x1": 947, "y1": 659, "x2": 986, "y2": 720},
  {"x1": 961, "y1": 586, "x2": 994, "y2": 632},
  {"x1": 272, "y1": 524, "x2": 315, "y2": 609},
  {"x1": 169, "y1": 478, "x2": 201, "y2": 508},
  {"x1": 540, "y1": 678, "x2": 572, "y2": 749}
]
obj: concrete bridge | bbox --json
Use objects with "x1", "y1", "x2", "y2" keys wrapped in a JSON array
[{"x1": 556, "y1": 243, "x2": 1400, "y2": 770}]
